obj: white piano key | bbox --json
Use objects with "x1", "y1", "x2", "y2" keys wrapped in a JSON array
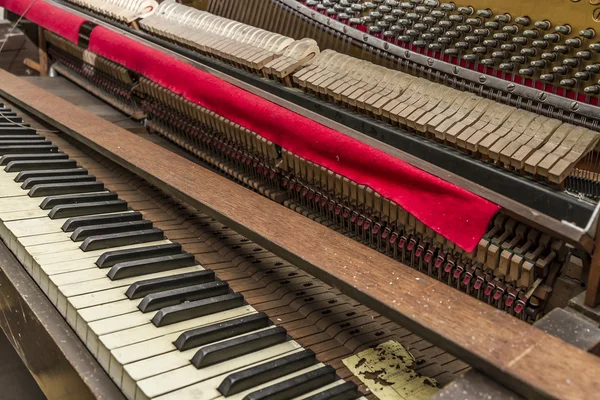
[
  {"x1": 136, "y1": 342, "x2": 303, "y2": 400},
  {"x1": 154, "y1": 364, "x2": 326, "y2": 400}
]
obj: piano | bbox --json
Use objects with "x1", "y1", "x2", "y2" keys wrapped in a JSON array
[{"x1": 0, "y1": 0, "x2": 599, "y2": 399}]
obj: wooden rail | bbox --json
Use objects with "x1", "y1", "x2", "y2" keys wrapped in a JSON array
[{"x1": 0, "y1": 69, "x2": 598, "y2": 400}]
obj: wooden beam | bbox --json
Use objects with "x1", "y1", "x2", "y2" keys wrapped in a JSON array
[
  {"x1": 0, "y1": 69, "x2": 598, "y2": 400},
  {"x1": 585, "y1": 221, "x2": 600, "y2": 307},
  {"x1": 37, "y1": 27, "x2": 48, "y2": 76}
]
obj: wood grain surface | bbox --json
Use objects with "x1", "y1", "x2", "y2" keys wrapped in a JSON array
[{"x1": 0, "y1": 69, "x2": 598, "y2": 400}]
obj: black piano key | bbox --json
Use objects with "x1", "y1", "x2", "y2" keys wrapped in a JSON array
[
  {"x1": 152, "y1": 292, "x2": 244, "y2": 327},
  {"x1": 106, "y1": 252, "x2": 194, "y2": 279},
  {"x1": 0, "y1": 140, "x2": 50, "y2": 146},
  {"x1": 126, "y1": 269, "x2": 215, "y2": 300},
  {"x1": 29, "y1": 181, "x2": 105, "y2": 197},
  {"x1": 1, "y1": 153, "x2": 69, "y2": 166},
  {"x1": 0, "y1": 145, "x2": 58, "y2": 155},
  {"x1": 302, "y1": 381, "x2": 359, "y2": 400},
  {"x1": 0, "y1": 115, "x2": 22, "y2": 123},
  {"x1": 0, "y1": 127, "x2": 36, "y2": 135},
  {"x1": 218, "y1": 349, "x2": 317, "y2": 396},
  {"x1": 191, "y1": 326, "x2": 288, "y2": 369},
  {"x1": 22, "y1": 174, "x2": 96, "y2": 189},
  {"x1": 48, "y1": 200, "x2": 128, "y2": 219},
  {"x1": 71, "y1": 220, "x2": 153, "y2": 241},
  {"x1": 138, "y1": 280, "x2": 230, "y2": 313},
  {"x1": 15, "y1": 168, "x2": 88, "y2": 182},
  {"x1": 41, "y1": 192, "x2": 118, "y2": 209},
  {"x1": 81, "y1": 228, "x2": 164, "y2": 252},
  {"x1": 174, "y1": 312, "x2": 270, "y2": 351},
  {"x1": 5, "y1": 159, "x2": 77, "y2": 172},
  {"x1": 96, "y1": 242, "x2": 182, "y2": 268},
  {"x1": 0, "y1": 135, "x2": 45, "y2": 140},
  {"x1": 242, "y1": 365, "x2": 337, "y2": 400},
  {"x1": 62, "y1": 211, "x2": 143, "y2": 232}
]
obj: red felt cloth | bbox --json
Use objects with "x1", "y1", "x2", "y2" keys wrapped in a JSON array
[
  {"x1": 1, "y1": 0, "x2": 85, "y2": 43},
  {"x1": 0, "y1": 0, "x2": 501, "y2": 251}
]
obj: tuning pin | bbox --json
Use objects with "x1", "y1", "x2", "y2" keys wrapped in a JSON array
[
  {"x1": 472, "y1": 46, "x2": 487, "y2": 54},
  {"x1": 422, "y1": 33, "x2": 436, "y2": 40},
  {"x1": 456, "y1": 25, "x2": 472, "y2": 33},
  {"x1": 532, "y1": 40, "x2": 549, "y2": 49},
  {"x1": 482, "y1": 39, "x2": 498, "y2": 47},
  {"x1": 406, "y1": 29, "x2": 420, "y2": 37},
  {"x1": 400, "y1": 1, "x2": 415, "y2": 9},
  {"x1": 406, "y1": 12, "x2": 421, "y2": 20},
  {"x1": 500, "y1": 43, "x2": 516, "y2": 52},
  {"x1": 499, "y1": 62, "x2": 514, "y2": 70},
  {"x1": 458, "y1": 6, "x2": 473, "y2": 15},
  {"x1": 473, "y1": 28, "x2": 489, "y2": 36},
  {"x1": 553, "y1": 45, "x2": 569, "y2": 54},
  {"x1": 476, "y1": 8, "x2": 492, "y2": 18},
  {"x1": 429, "y1": 43, "x2": 443, "y2": 51},
  {"x1": 511, "y1": 55, "x2": 526, "y2": 64},
  {"x1": 398, "y1": 35, "x2": 411, "y2": 42},
  {"x1": 586, "y1": 64, "x2": 600, "y2": 73},
  {"x1": 559, "y1": 78, "x2": 577, "y2": 87},
  {"x1": 520, "y1": 48, "x2": 537, "y2": 57},
  {"x1": 563, "y1": 58, "x2": 580, "y2": 67},
  {"x1": 580, "y1": 29, "x2": 596, "y2": 39},
  {"x1": 552, "y1": 65, "x2": 570, "y2": 75},
  {"x1": 437, "y1": 36, "x2": 452, "y2": 44},
  {"x1": 494, "y1": 13, "x2": 511, "y2": 23},
  {"x1": 484, "y1": 21, "x2": 500, "y2": 30},
  {"x1": 514, "y1": 16, "x2": 530, "y2": 26},
  {"x1": 584, "y1": 85, "x2": 600, "y2": 94},
  {"x1": 445, "y1": 30, "x2": 460, "y2": 38},
  {"x1": 565, "y1": 38, "x2": 582, "y2": 48},
  {"x1": 555, "y1": 25, "x2": 571, "y2": 35},
  {"x1": 422, "y1": 16, "x2": 437, "y2": 24},
  {"x1": 368, "y1": 25, "x2": 383, "y2": 34},
  {"x1": 465, "y1": 35, "x2": 480, "y2": 44},
  {"x1": 439, "y1": 20, "x2": 453, "y2": 28},
  {"x1": 530, "y1": 59, "x2": 547, "y2": 69},
  {"x1": 503, "y1": 25, "x2": 519, "y2": 34},
  {"x1": 574, "y1": 71, "x2": 591, "y2": 80},
  {"x1": 414, "y1": 22, "x2": 428, "y2": 31},
  {"x1": 440, "y1": 2, "x2": 455, "y2": 11},
  {"x1": 449, "y1": 14, "x2": 464, "y2": 22},
  {"x1": 423, "y1": 0, "x2": 439, "y2": 6},
  {"x1": 414, "y1": 40, "x2": 428, "y2": 47},
  {"x1": 543, "y1": 33, "x2": 561, "y2": 43},
  {"x1": 481, "y1": 58, "x2": 496, "y2": 66},
  {"x1": 455, "y1": 41, "x2": 470, "y2": 49},
  {"x1": 492, "y1": 50, "x2": 509, "y2": 59},
  {"x1": 534, "y1": 20, "x2": 551, "y2": 30},
  {"x1": 383, "y1": 30, "x2": 398, "y2": 39},
  {"x1": 512, "y1": 37, "x2": 528, "y2": 45},
  {"x1": 463, "y1": 54, "x2": 478, "y2": 62},
  {"x1": 444, "y1": 48, "x2": 459, "y2": 55},
  {"x1": 392, "y1": 9, "x2": 406, "y2": 17},
  {"x1": 589, "y1": 43, "x2": 600, "y2": 52},
  {"x1": 493, "y1": 33, "x2": 509, "y2": 41},
  {"x1": 415, "y1": 6, "x2": 429, "y2": 13},
  {"x1": 540, "y1": 73, "x2": 555, "y2": 82},
  {"x1": 519, "y1": 68, "x2": 534, "y2": 76},
  {"x1": 522, "y1": 29, "x2": 539, "y2": 39},
  {"x1": 466, "y1": 18, "x2": 482, "y2": 26},
  {"x1": 577, "y1": 50, "x2": 592, "y2": 60},
  {"x1": 429, "y1": 26, "x2": 444, "y2": 35},
  {"x1": 541, "y1": 52, "x2": 558, "y2": 62}
]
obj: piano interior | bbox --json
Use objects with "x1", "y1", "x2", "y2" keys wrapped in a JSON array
[{"x1": 0, "y1": 0, "x2": 600, "y2": 399}]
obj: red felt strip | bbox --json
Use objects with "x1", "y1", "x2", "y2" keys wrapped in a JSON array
[
  {"x1": 1, "y1": 0, "x2": 85, "y2": 43},
  {"x1": 0, "y1": 0, "x2": 501, "y2": 251}
]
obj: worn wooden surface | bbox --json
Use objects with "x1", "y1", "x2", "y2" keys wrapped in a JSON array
[{"x1": 0, "y1": 69, "x2": 599, "y2": 400}]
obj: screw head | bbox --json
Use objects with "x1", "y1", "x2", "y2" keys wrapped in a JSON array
[
  {"x1": 405, "y1": 50, "x2": 411, "y2": 58},
  {"x1": 326, "y1": 18, "x2": 331, "y2": 26},
  {"x1": 363, "y1": 34, "x2": 369, "y2": 41},
  {"x1": 538, "y1": 92, "x2": 547, "y2": 101},
  {"x1": 571, "y1": 101, "x2": 580, "y2": 111},
  {"x1": 343, "y1": 26, "x2": 347, "y2": 33},
  {"x1": 452, "y1": 66, "x2": 460, "y2": 75},
  {"x1": 384, "y1": 42, "x2": 389, "y2": 50},
  {"x1": 479, "y1": 74, "x2": 487, "y2": 83},
  {"x1": 507, "y1": 83, "x2": 516, "y2": 92},
  {"x1": 427, "y1": 58, "x2": 434, "y2": 66}
]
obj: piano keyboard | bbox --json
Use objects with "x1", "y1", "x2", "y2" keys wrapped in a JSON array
[{"x1": 0, "y1": 104, "x2": 367, "y2": 400}]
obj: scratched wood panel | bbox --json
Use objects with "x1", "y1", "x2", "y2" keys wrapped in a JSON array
[{"x1": 0, "y1": 69, "x2": 598, "y2": 400}]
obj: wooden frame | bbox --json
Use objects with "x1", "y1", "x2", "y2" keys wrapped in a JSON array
[{"x1": 0, "y1": 69, "x2": 598, "y2": 400}]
